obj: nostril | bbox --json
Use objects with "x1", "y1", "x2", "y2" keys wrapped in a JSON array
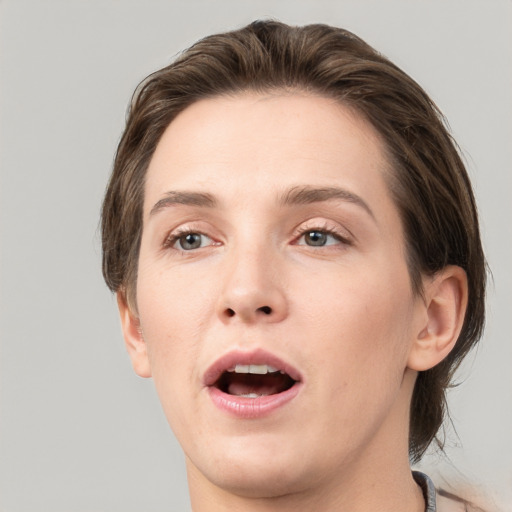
[{"x1": 223, "y1": 305, "x2": 274, "y2": 319}]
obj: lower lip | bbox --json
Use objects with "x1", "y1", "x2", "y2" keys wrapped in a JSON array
[{"x1": 207, "y1": 383, "x2": 302, "y2": 419}]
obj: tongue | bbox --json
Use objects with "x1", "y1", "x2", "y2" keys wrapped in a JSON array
[{"x1": 226, "y1": 373, "x2": 293, "y2": 397}]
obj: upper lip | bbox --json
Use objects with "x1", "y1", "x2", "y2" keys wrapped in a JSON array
[{"x1": 203, "y1": 348, "x2": 303, "y2": 387}]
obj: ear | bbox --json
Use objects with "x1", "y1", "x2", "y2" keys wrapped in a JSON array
[
  {"x1": 117, "y1": 290, "x2": 152, "y2": 378},
  {"x1": 407, "y1": 266, "x2": 468, "y2": 371}
]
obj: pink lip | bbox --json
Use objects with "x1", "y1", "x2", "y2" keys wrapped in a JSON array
[
  {"x1": 207, "y1": 385, "x2": 301, "y2": 419},
  {"x1": 203, "y1": 349, "x2": 303, "y2": 419}
]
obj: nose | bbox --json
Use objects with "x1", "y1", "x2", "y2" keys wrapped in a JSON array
[{"x1": 217, "y1": 246, "x2": 288, "y2": 325}]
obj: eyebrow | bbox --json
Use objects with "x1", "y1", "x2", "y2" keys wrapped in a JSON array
[
  {"x1": 279, "y1": 185, "x2": 375, "y2": 219},
  {"x1": 149, "y1": 191, "x2": 217, "y2": 216},
  {"x1": 149, "y1": 185, "x2": 374, "y2": 219}
]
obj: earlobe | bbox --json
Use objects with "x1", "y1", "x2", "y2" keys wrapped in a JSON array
[
  {"x1": 407, "y1": 266, "x2": 468, "y2": 372},
  {"x1": 117, "y1": 290, "x2": 152, "y2": 378}
]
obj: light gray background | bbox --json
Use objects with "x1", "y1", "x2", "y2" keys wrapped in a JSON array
[{"x1": 1, "y1": 1, "x2": 511, "y2": 510}]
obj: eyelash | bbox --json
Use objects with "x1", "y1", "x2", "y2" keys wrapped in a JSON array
[
  {"x1": 162, "y1": 223, "x2": 352, "y2": 252},
  {"x1": 163, "y1": 227, "x2": 214, "y2": 251},
  {"x1": 292, "y1": 224, "x2": 352, "y2": 247}
]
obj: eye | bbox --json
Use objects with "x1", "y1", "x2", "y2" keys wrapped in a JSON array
[
  {"x1": 296, "y1": 229, "x2": 346, "y2": 247},
  {"x1": 168, "y1": 231, "x2": 214, "y2": 251}
]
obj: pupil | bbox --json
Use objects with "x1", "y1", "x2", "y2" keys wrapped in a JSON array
[
  {"x1": 181, "y1": 233, "x2": 201, "y2": 250},
  {"x1": 306, "y1": 231, "x2": 327, "y2": 246}
]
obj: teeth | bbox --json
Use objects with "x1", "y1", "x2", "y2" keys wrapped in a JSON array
[
  {"x1": 238, "y1": 393, "x2": 265, "y2": 398},
  {"x1": 247, "y1": 364, "x2": 267, "y2": 375},
  {"x1": 231, "y1": 364, "x2": 280, "y2": 374}
]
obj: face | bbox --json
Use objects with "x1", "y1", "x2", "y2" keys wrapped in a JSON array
[{"x1": 128, "y1": 93, "x2": 427, "y2": 497}]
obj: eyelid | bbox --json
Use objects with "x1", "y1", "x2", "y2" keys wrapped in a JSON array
[
  {"x1": 160, "y1": 219, "x2": 353, "y2": 251},
  {"x1": 291, "y1": 220, "x2": 354, "y2": 246},
  {"x1": 174, "y1": 231, "x2": 213, "y2": 250},
  {"x1": 162, "y1": 224, "x2": 220, "y2": 251}
]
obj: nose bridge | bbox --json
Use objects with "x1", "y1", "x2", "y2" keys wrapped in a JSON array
[{"x1": 217, "y1": 236, "x2": 287, "y2": 324}]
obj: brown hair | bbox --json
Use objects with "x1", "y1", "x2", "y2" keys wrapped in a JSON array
[{"x1": 101, "y1": 20, "x2": 486, "y2": 462}]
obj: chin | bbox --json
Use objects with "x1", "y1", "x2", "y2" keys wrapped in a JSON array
[
  {"x1": 187, "y1": 438, "x2": 319, "y2": 499},
  {"x1": 208, "y1": 462, "x2": 309, "y2": 499}
]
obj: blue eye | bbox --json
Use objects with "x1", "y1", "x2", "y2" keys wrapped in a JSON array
[{"x1": 172, "y1": 232, "x2": 213, "y2": 250}]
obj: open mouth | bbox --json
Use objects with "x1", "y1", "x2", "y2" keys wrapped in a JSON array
[
  {"x1": 205, "y1": 352, "x2": 302, "y2": 417},
  {"x1": 213, "y1": 364, "x2": 296, "y2": 398}
]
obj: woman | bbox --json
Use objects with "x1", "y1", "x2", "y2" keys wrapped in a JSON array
[{"x1": 101, "y1": 21, "x2": 486, "y2": 511}]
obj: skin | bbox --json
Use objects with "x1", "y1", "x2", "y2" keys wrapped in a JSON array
[{"x1": 118, "y1": 92, "x2": 468, "y2": 511}]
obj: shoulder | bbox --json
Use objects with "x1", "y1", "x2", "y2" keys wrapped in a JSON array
[
  {"x1": 437, "y1": 488, "x2": 489, "y2": 512},
  {"x1": 436, "y1": 492, "x2": 468, "y2": 512},
  {"x1": 413, "y1": 471, "x2": 488, "y2": 512}
]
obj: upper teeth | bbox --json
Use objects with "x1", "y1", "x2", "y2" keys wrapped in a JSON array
[{"x1": 228, "y1": 364, "x2": 280, "y2": 374}]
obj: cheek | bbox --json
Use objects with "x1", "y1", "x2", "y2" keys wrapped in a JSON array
[
  {"x1": 135, "y1": 261, "x2": 217, "y2": 383},
  {"x1": 134, "y1": 267, "x2": 215, "y2": 437},
  {"x1": 295, "y1": 259, "x2": 415, "y2": 383}
]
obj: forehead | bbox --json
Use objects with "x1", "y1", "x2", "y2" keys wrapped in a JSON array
[{"x1": 144, "y1": 92, "x2": 394, "y2": 218}]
